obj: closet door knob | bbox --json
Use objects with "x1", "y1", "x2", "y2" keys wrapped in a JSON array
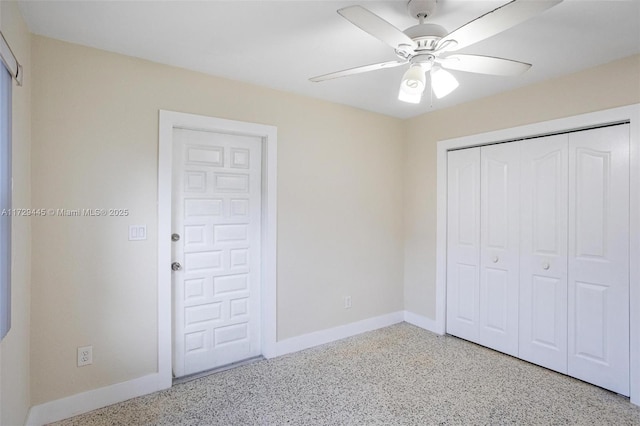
[
  {"x1": 492, "y1": 256, "x2": 499, "y2": 263},
  {"x1": 542, "y1": 262, "x2": 550, "y2": 270}
]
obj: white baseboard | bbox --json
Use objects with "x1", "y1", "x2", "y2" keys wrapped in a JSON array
[
  {"x1": 403, "y1": 311, "x2": 444, "y2": 335},
  {"x1": 273, "y1": 311, "x2": 405, "y2": 357},
  {"x1": 26, "y1": 372, "x2": 171, "y2": 426},
  {"x1": 26, "y1": 311, "x2": 406, "y2": 425}
]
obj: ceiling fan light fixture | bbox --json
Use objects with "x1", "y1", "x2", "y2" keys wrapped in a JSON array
[
  {"x1": 400, "y1": 64, "x2": 426, "y2": 96},
  {"x1": 398, "y1": 87, "x2": 422, "y2": 104},
  {"x1": 431, "y1": 65, "x2": 459, "y2": 99}
]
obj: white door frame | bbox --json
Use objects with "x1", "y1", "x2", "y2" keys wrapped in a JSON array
[
  {"x1": 435, "y1": 104, "x2": 640, "y2": 405},
  {"x1": 158, "y1": 110, "x2": 277, "y2": 385}
]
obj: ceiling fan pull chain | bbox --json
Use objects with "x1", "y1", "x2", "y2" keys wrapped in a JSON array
[{"x1": 429, "y1": 72, "x2": 433, "y2": 108}]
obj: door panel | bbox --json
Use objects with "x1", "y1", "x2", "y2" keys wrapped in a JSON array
[
  {"x1": 456, "y1": 264, "x2": 477, "y2": 323},
  {"x1": 484, "y1": 269, "x2": 508, "y2": 332},
  {"x1": 446, "y1": 148, "x2": 481, "y2": 343},
  {"x1": 172, "y1": 128, "x2": 262, "y2": 378},
  {"x1": 531, "y1": 276, "x2": 562, "y2": 348},
  {"x1": 519, "y1": 135, "x2": 568, "y2": 373},
  {"x1": 479, "y1": 143, "x2": 520, "y2": 356},
  {"x1": 568, "y1": 124, "x2": 630, "y2": 395},
  {"x1": 574, "y1": 281, "x2": 607, "y2": 361}
]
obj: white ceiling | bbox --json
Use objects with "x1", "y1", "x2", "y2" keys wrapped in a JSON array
[{"x1": 18, "y1": 0, "x2": 640, "y2": 119}]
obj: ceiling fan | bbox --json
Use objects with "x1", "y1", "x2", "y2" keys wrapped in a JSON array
[{"x1": 310, "y1": 0, "x2": 563, "y2": 104}]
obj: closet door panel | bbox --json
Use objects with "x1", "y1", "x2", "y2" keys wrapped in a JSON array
[
  {"x1": 519, "y1": 135, "x2": 568, "y2": 373},
  {"x1": 479, "y1": 143, "x2": 520, "y2": 356},
  {"x1": 568, "y1": 124, "x2": 630, "y2": 396},
  {"x1": 446, "y1": 148, "x2": 481, "y2": 343}
]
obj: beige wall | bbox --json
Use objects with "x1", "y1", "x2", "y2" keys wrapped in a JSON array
[
  {"x1": 30, "y1": 36, "x2": 405, "y2": 405},
  {"x1": 0, "y1": 1, "x2": 32, "y2": 425},
  {"x1": 403, "y1": 54, "x2": 640, "y2": 319}
]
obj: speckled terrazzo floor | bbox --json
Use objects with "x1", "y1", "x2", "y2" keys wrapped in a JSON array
[{"x1": 52, "y1": 323, "x2": 640, "y2": 425}]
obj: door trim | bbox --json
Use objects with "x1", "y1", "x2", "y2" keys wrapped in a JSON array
[
  {"x1": 435, "y1": 104, "x2": 640, "y2": 405},
  {"x1": 158, "y1": 110, "x2": 277, "y2": 386}
]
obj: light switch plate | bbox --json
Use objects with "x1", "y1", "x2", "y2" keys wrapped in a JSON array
[{"x1": 129, "y1": 225, "x2": 147, "y2": 241}]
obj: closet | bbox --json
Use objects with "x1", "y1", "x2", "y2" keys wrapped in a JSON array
[{"x1": 446, "y1": 123, "x2": 630, "y2": 396}]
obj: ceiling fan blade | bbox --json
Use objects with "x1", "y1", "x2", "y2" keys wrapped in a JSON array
[
  {"x1": 309, "y1": 60, "x2": 407, "y2": 83},
  {"x1": 439, "y1": 54, "x2": 531, "y2": 76},
  {"x1": 436, "y1": 0, "x2": 563, "y2": 52},
  {"x1": 338, "y1": 6, "x2": 416, "y2": 51}
]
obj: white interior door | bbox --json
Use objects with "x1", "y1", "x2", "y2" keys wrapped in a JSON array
[
  {"x1": 568, "y1": 124, "x2": 630, "y2": 395},
  {"x1": 479, "y1": 143, "x2": 520, "y2": 356},
  {"x1": 519, "y1": 134, "x2": 569, "y2": 373},
  {"x1": 172, "y1": 128, "x2": 262, "y2": 378},
  {"x1": 446, "y1": 148, "x2": 481, "y2": 343}
]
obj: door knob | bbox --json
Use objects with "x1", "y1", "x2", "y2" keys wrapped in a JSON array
[
  {"x1": 171, "y1": 262, "x2": 182, "y2": 271},
  {"x1": 171, "y1": 233, "x2": 180, "y2": 242},
  {"x1": 542, "y1": 262, "x2": 550, "y2": 270},
  {"x1": 492, "y1": 256, "x2": 499, "y2": 263}
]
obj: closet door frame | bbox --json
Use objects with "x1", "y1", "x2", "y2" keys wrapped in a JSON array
[{"x1": 434, "y1": 104, "x2": 640, "y2": 406}]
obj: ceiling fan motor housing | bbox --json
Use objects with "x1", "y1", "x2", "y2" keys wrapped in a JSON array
[
  {"x1": 404, "y1": 23, "x2": 447, "y2": 51},
  {"x1": 395, "y1": 1, "x2": 446, "y2": 58}
]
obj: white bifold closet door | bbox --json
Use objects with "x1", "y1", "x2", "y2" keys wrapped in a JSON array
[
  {"x1": 446, "y1": 148, "x2": 481, "y2": 343},
  {"x1": 446, "y1": 143, "x2": 520, "y2": 356},
  {"x1": 567, "y1": 124, "x2": 630, "y2": 396},
  {"x1": 479, "y1": 142, "x2": 520, "y2": 356},
  {"x1": 519, "y1": 134, "x2": 569, "y2": 374},
  {"x1": 447, "y1": 123, "x2": 630, "y2": 396}
]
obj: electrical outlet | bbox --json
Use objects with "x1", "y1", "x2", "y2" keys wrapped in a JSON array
[
  {"x1": 77, "y1": 345, "x2": 93, "y2": 367},
  {"x1": 344, "y1": 296, "x2": 352, "y2": 309}
]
